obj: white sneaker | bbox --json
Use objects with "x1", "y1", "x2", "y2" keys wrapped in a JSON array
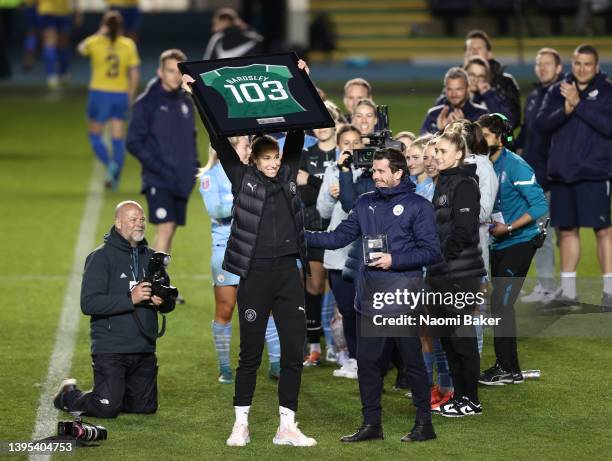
[
  {"x1": 273, "y1": 422, "x2": 317, "y2": 447},
  {"x1": 520, "y1": 284, "x2": 554, "y2": 304},
  {"x1": 226, "y1": 422, "x2": 250, "y2": 447},
  {"x1": 332, "y1": 358, "x2": 358, "y2": 379},
  {"x1": 337, "y1": 350, "x2": 349, "y2": 367},
  {"x1": 325, "y1": 348, "x2": 338, "y2": 363}
]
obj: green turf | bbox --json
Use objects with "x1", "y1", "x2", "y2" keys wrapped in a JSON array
[{"x1": 0, "y1": 92, "x2": 611, "y2": 460}]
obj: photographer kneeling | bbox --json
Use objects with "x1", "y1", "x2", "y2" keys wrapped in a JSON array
[{"x1": 53, "y1": 201, "x2": 176, "y2": 418}]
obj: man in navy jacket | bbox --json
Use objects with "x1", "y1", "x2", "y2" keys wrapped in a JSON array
[
  {"x1": 420, "y1": 67, "x2": 487, "y2": 135},
  {"x1": 127, "y1": 49, "x2": 199, "y2": 263},
  {"x1": 307, "y1": 148, "x2": 441, "y2": 443},
  {"x1": 515, "y1": 48, "x2": 563, "y2": 303},
  {"x1": 536, "y1": 44, "x2": 612, "y2": 310}
]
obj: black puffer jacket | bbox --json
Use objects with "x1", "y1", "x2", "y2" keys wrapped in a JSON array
[
  {"x1": 211, "y1": 131, "x2": 307, "y2": 279},
  {"x1": 427, "y1": 163, "x2": 486, "y2": 279}
]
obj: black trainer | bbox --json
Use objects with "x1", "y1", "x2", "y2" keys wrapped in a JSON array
[
  {"x1": 340, "y1": 424, "x2": 384, "y2": 442},
  {"x1": 53, "y1": 378, "x2": 77, "y2": 411},
  {"x1": 479, "y1": 363, "x2": 513, "y2": 385},
  {"x1": 511, "y1": 370, "x2": 524, "y2": 384},
  {"x1": 401, "y1": 420, "x2": 436, "y2": 442},
  {"x1": 440, "y1": 396, "x2": 482, "y2": 418}
]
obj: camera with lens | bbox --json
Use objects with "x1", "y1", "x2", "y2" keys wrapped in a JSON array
[
  {"x1": 352, "y1": 105, "x2": 405, "y2": 169},
  {"x1": 142, "y1": 251, "x2": 179, "y2": 311},
  {"x1": 58, "y1": 418, "x2": 107, "y2": 442}
]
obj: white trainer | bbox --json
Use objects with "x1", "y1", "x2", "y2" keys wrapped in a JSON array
[
  {"x1": 520, "y1": 284, "x2": 554, "y2": 304},
  {"x1": 226, "y1": 422, "x2": 250, "y2": 447},
  {"x1": 273, "y1": 422, "x2": 317, "y2": 447},
  {"x1": 332, "y1": 358, "x2": 358, "y2": 379}
]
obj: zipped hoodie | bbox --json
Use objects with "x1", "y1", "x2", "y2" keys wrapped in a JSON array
[{"x1": 81, "y1": 227, "x2": 174, "y2": 354}]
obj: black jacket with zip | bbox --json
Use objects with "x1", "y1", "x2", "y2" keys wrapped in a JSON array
[
  {"x1": 80, "y1": 227, "x2": 175, "y2": 354},
  {"x1": 210, "y1": 131, "x2": 307, "y2": 279}
]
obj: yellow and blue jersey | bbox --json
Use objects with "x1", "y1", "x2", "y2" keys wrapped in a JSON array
[
  {"x1": 80, "y1": 34, "x2": 140, "y2": 92},
  {"x1": 37, "y1": 0, "x2": 74, "y2": 16}
]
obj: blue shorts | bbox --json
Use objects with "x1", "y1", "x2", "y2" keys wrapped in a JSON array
[
  {"x1": 38, "y1": 14, "x2": 72, "y2": 33},
  {"x1": 25, "y1": 6, "x2": 40, "y2": 29},
  {"x1": 110, "y1": 6, "x2": 142, "y2": 32},
  {"x1": 550, "y1": 180, "x2": 611, "y2": 229},
  {"x1": 211, "y1": 245, "x2": 240, "y2": 286},
  {"x1": 145, "y1": 186, "x2": 188, "y2": 226},
  {"x1": 87, "y1": 90, "x2": 129, "y2": 122}
]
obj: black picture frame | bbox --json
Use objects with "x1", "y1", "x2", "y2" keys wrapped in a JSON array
[{"x1": 178, "y1": 52, "x2": 335, "y2": 137}]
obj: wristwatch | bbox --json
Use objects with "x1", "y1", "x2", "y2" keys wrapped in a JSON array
[{"x1": 507, "y1": 224, "x2": 513, "y2": 235}]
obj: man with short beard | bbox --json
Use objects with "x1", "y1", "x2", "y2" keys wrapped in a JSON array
[
  {"x1": 52, "y1": 201, "x2": 176, "y2": 418},
  {"x1": 420, "y1": 67, "x2": 487, "y2": 135}
]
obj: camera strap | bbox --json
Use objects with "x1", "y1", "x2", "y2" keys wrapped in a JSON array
[{"x1": 132, "y1": 309, "x2": 166, "y2": 344}]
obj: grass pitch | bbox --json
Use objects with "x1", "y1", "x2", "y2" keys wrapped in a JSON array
[{"x1": 0, "y1": 90, "x2": 611, "y2": 460}]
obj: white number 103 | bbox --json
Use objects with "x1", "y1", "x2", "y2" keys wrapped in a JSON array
[{"x1": 223, "y1": 80, "x2": 288, "y2": 103}]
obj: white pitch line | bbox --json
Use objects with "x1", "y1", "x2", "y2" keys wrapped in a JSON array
[{"x1": 30, "y1": 161, "x2": 105, "y2": 461}]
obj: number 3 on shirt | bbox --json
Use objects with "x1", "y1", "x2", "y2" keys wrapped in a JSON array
[{"x1": 106, "y1": 52, "x2": 120, "y2": 78}]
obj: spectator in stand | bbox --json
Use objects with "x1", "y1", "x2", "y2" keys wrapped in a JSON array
[
  {"x1": 203, "y1": 7, "x2": 263, "y2": 60},
  {"x1": 343, "y1": 78, "x2": 372, "y2": 122},
  {"x1": 517, "y1": 48, "x2": 564, "y2": 305},
  {"x1": 536, "y1": 44, "x2": 612, "y2": 311},
  {"x1": 421, "y1": 67, "x2": 487, "y2": 135}
]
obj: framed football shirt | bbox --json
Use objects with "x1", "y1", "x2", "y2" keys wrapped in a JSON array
[{"x1": 178, "y1": 53, "x2": 334, "y2": 137}]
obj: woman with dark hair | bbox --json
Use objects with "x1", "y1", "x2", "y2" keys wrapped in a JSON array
[
  {"x1": 194, "y1": 60, "x2": 316, "y2": 448},
  {"x1": 477, "y1": 113, "x2": 547, "y2": 386},
  {"x1": 78, "y1": 10, "x2": 140, "y2": 189},
  {"x1": 427, "y1": 131, "x2": 486, "y2": 417}
]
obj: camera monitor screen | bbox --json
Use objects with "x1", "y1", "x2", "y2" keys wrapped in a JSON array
[{"x1": 178, "y1": 53, "x2": 335, "y2": 137}]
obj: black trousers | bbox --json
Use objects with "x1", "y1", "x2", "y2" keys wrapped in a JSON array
[
  {"x1": 64, "y1": 353, "x2": 158, "y2": 418},
  {"x1": 491, "y1": 240, "x2": 537, "y2": 372},
  {"x1": 328, "y1": 269, "x2": 357, "y2": 358},
  {"x1": 356, "y1": 314, "x2": 431, "y2": 425},
  {"x1": 234, "y1": 257, "x2": 306, "y2": 411},
  {"x1": 429, "y1": 276, "x2": 481, "y2": 403}
]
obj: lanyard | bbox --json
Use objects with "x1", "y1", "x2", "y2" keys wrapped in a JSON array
[
  {"x1": 130, "y1": 248, "x2": 140, "y2": 282},
  {"x1": 495, "y1": 149, "x2": 507, "y2": 211}
]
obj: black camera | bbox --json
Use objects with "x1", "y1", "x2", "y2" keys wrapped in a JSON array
[
  {"x1": 58, "y1": 418, "x2": 107, "y2": 442},
  {"x1": 352, "y1": 105, "x2": 405, "y2": 169},
  {"x1": 143, "y1": 251, "x2": 179, "y2": 309}
]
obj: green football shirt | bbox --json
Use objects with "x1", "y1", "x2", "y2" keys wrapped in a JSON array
[{"x1": 200, "y1": 64, "x2": 306, "y2": 119}]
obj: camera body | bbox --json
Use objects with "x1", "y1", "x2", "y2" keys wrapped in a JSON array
[
  {"x1": 142, "y1": 251, "x2": 179, "y2": 311},
  {"x1": 345, "y1": 105, "x2": 405, "y2": 169},
  {"x1": 58, "y1": 418, "x2": 107, "y2": 442}
]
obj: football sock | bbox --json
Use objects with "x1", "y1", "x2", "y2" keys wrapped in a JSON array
[
  {"x1": 321, "y1": 290, "x2": 335, "y2": 349},
  {"x1": 279, "y1": 406, "x2": 295, "y2": 428},
  {"x1": 58, "y1": 46, "x2": 71, "y2": 75},
  {"x1": 434, "y1": 338, "x2": 453, "y2": 390},
  {"x1": 265, "y1": 316, "x2": 280, "y2": 363},
  {"x1": 111, "y1": 138, "x2": 125, "y2": 179},
  {"x1": 42, "y1": 45, "x2": 57, "y2": 77},
  {"x1": 25, "y1": 35, "x2": 37, "y2": 54},
  {"x1": 604, "y1": 273, "x2": 612, "y2": 295},
  {"x1": 234, "y1": 406, "x2": 250, "y2": 425},
  {"x1": 212, "y1": 321, "x2": 232, "y2": 369},
  {"x1": 560, "y1": 272, "x2": 577, "y2": 299},
  {"x1": 88, "y1": 133, "x2": 109, "y2": 166}
]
